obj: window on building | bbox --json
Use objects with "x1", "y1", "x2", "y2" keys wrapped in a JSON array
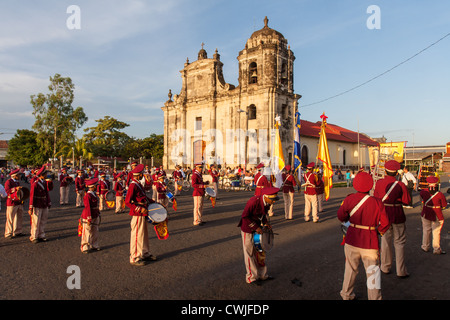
[
  {"x1": 195, "y1": 117, "x2": 202, "y2": 131},
  {"x1": 248, "y1": 105, "x2": 256, "y2": 120},
  {"x1": 249, "y1": 62, "x2": 257, "y2": 84}
]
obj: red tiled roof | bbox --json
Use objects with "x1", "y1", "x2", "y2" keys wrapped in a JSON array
[
  {"x1": 0, "y1": 140, "x2": 8, "y2": 149},
  {"x1": 299, "y1": 120, "x2": 379, "y2": 147}
]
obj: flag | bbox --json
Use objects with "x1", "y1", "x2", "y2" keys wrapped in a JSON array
[
  {"x1": 317, "y1": 113, "x2": 333, "y2": 200},
  {"x1": 271, "y1": 116, "x2": 285, "y2": 188},
  {"x1": 293, "y1": 112, "x2": 302, "y2": 183},
  {"x1": 172, "y1": 198, "x2": 177, "y2": 211}
]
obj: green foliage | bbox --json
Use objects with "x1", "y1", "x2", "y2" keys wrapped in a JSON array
[
  {"x1": 30, "y1": 73, "x2": 88, "y2": 158},
  {"x1": 6, "y1": 129, "x2": 48, "y2": 166}
]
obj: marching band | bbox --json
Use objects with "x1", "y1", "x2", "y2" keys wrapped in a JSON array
[{"x1": 0, "y1": 160, "x2": 448, "y2": 300}]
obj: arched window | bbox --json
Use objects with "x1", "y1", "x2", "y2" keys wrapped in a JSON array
[
  {"x1": 249, "y1": 62, "x2": 257, "y2": 84},
  {"x1": 301, "y1": 145, "x2": 309, "y2": 166},
  {"x1": 248, "y1": 105, "x2": 256, "y2": 120}
]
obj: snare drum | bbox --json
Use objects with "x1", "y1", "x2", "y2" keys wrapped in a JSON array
[
  {"x1": 205, "y1": 187, "x2": 216, "y2": 199},
  {"x1": 253, "y1": 228, "x2": 274, "y2": 252},
  {"x1": 341, "y1": 221, "x2": 350, "y2": 235},
  {"x1": 147, "y1": 203, "x2": 168, "y2": 224}
]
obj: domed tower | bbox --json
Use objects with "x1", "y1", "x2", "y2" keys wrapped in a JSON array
[{"x1": 237, "y1": 16, "x2": 295, "y2": 93}]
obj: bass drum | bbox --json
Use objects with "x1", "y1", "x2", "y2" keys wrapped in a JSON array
[
  {"x1": 105, "y1": 190, "x2": 116, "y2": 209},
  {"x1": 204, "y1": 187, "x2": 216, "y2": 199},
  {"x1": 253, "y1": 227, "x2": 274, "y2": 253}
]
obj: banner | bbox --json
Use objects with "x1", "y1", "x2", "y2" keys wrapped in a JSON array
[
  {"x1": 271, "y1": 116, "x2": 285, "y2": 188},
  {"x1": 293, "y1": 112, "x2": 302, "y2": 182},
  {"x1": 317, "y1": 113, "x2": 333, "y2": 200}
]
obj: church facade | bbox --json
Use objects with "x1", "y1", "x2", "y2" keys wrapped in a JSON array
[{"x1": 162, "y1": 17, "x2": 301, "y2": 170}]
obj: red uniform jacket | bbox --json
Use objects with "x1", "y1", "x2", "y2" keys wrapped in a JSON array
[
  {"x1": 125, "y1": 179, "x2": 154, "y2": 216},
  {"x1": 5, "y1": 178, "x2": 21, "y2": 206},
  {"x1": 192, "y1": 170, "x2": 206, "y2": 196},
  {"x1": 238, "y1": 196, "x2": 269, "y2": 233},
  {"x1": 281, "y1": 173, "x2": 296, "y2": 193},
  {"x1": 254, "y1": 172, "x2": 271, "y2": 196},
  {"x1": 156, "y1": 181, "x2": 167, "y2": 200},
  {"x1": 172, "y1": 170, "x2": 182, "y2": 181},
  {"x1": 303, "y1": 172, "x2": 318, "y2": 195},
  {"x1": 97, "y1": 179, "x2": 110, "y2": 197},
  {"x1": 337, "y1": 192, "x2": 390, "y2": 250},
  {"x1": 29, "y1": 178, "x2": 52, "y2": 209},
  {"x1": 114, "y1": 180, "x2": 125, "y2": 197},
  {"x1": 81, "y1": 191, "x2": 100, "y2": 221},
  {"x1": 373, "y1": 175, "x2": 410, "y2": 224},
  {"x1": 420, "y1": 190, "x2": 447, "y2": 221},
  {"x1": 75, "y1": 176, "x2": 85, "y2": 192},
  {"x1": 59, "y1": 173, "x2": 71, "y2": 187},
  {"x1": 209, "y1": 169, "x2": 219, "y2": 183}
]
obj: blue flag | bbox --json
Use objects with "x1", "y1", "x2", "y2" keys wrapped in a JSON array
[{"x1": 293, "y1": 111, "x2": 302, "y2": 181}]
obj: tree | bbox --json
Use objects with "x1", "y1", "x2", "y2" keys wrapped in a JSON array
[
  {"x1": 6, "y1": 129, "x2": 47, "y2": 166},
  {"x1": 30, "y1": 73, "x2": 88, "y2": 160},
  {"x1": 121, "y1": 134, "x2": 164, "y2": 160},
  {"x1": 83, "y1": 116, "x2": 130, "y2": 157}
]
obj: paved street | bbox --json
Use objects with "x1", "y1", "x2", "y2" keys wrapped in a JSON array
[{"x1": 1, "y1": 180, "x2": 449, "y2": 304}]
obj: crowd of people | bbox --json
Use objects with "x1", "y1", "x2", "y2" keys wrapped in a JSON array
[{"x1": 0, "y1": 159, "x2": 447, "y2": 299}]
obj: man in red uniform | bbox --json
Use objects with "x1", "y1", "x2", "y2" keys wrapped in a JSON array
[
  {"x1": 80, "y1": 178, "x2": 101, "y2": 253},
  {"x1": 254, "y1": 163, "x2": 270, "y2": 196},
  {"x1": 75, "y1": 169, "x2": 86, "y2": 208},
  {"x1": 4, "y1": 168, "x2": 24, "y2": 238},
  {"x1": 303, "y1": 162, "x2": 319, "y2": 222},
  {"x1": 125, "y1": 164, "x2": 157, "y2": 266},
  {"x1": 172, "y1": 165, "x2": 183, "y2": 196},
  {"x1": 373, "y1": 160, "x2": 410, "y2": 278},
  {"x1": 192, "y1": 163, "x2": 208, "y2": 226},
  {"x1": 97, "y1": 172, "x2": 110, "y2": 211},
  {"x1": 209, "y1": 164, "x2": 220, "y2": 199},
  {"x1": 238, "y1": 187, "x2": 280, "y2": 285},
  {"x1": 338, "y1": 172, "x2": 390, "y2": 300},
  {"x1": 59, "y1": 167, "x2": 71, "y2": 205},
  {"x1": 114, "y1": 172, "x2": 126, "y2": 214},
  {"x1": 281, "y1": 165, "x2": 296, "y2": 220},
  {"x1": 420, "y1": 176, "x2": 447, "y2": 254},
  {"x1": 156, "y1": 174, "x2": 169, "y2": 209},
  {"x1": 126, "y1": 161, "x2": 138, "y2": 187},
  {"x1": 28, "y1": 165, "x2": 53, "y2": 243}
]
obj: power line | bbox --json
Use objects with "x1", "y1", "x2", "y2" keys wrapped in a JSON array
[{"x1": 300, "y1": 32, "x2": 450, "y2": 108}]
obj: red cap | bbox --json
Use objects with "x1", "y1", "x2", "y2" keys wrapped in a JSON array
[
  {"x1": 261, "y1": 187, "x2": 280, "y2": 196},
  {"x1": 385, "y1": 160, "x2": 400, "y2": 172},
  {"x1": 353, "y1": 172, "x2": 373, "y2": 193},
  {"x1": 131, "y1": 164, "x2": 144, "y2": 174},
  {"x1": 307, "y1": 162, "x2": 315, "y2": 169},
  {"x1": 36, "y1": 165, "x2": 47, "y2": 177},
  {"x1": 86, "y1": 178, "x2": 98, "y2": 187},
  {"x1": 10, "y1": 168, "x2": 20, "y2": 176},
  {"x1": 284, "y1": 165, "x2": 291, "y2": 171}
]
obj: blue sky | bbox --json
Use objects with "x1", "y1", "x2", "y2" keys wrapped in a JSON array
[{"x1": 0, "y1": 0, "x2": 449, "y2": 147}]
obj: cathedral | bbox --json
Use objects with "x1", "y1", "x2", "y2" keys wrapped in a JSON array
[{"x1": 162, "y1": 17, "x2": 300, "y2": 170}]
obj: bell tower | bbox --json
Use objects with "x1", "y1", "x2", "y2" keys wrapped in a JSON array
[{"x1": 237, "y1": 16, "x2": 295, "y2": 93}]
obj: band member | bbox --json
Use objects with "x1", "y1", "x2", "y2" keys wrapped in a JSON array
[
  {"x1": 156, "y1": 174, "x2": 169, "y2": 209},
  {"x1": 420, "y1": 176, "x2": 447, "y2": 254},
  {"x1": 4, "y1": 168, "x2": 24, "y2": 238},
  {"x1": 28, "y1": 165, "x2": 53, "y2": 243},
  {"x1": 114, "y1": 173, "x2": 126, "y2": 214},
  {"x1": 59, "y1": 167, "x2": 72, "y2": 205},
  {"x1": 125, "y1": 164, "x2": 157, "y2": 266},
  {"x1": 126, "y1": 161, "x2": 138, "y2": 187},
  {"x1": 254, "y1": 163, "x2": 270, "y2": 196},
  {"x1": 151, "y1": 167, "x2": 159, "y2": 201},
  {"x1": 238, "y1": 187, "x2": 279, "y2": 285},
  {"x1": 209, "y1": 164, "x2": 220, "y2": 200},
  {"x1": 75, "y1": 170, "x2": 86, "y2": 208},
  {"x1": 172, "y1": 165, "x2": 183, "y2": 196},
  {"x1": 97, "y1": 173, "x2": 110, "y2": 211},
  {"x1": 303, "y1": 162, "x2": 319, "y2": 222},
  {"x1": 317, "y1": 172, "x2": 325, "y2": 213},
  {"x1": 80, "y1": 178, "x2": 101, "y2": 253},
  {"x1": 337, "y1": 172, "x2": 390, "y2": 300},
  {"x1": 373, "y1": 160, "x2": 411, "y2": 278},
  {"x1": 281, "y1": 165, "x2": 296, "y2": 220},
  {"x1": 192, "y1": 163, "x2": 209, "y2": 226}
]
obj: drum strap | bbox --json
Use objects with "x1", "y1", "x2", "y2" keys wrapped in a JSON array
[
  {"x1": 424, "y1": 193, "x2": 438, "y2": 207},
  {"x1": 382, "y1": 181, "x2": 399, "y2": 203},
  {"x1": 349, "y1": 195, "x2": 370, "y2": 217}
]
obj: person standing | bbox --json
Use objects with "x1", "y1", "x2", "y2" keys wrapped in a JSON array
[
  {"x1": 401, "y1": 166, "x2": 416, "y2": 208},
  {"x1": 338, "y1": 172, "x2": 390, "y2": 300},
  {"x1": 156, "y1": 174, "x2": 169, "y2": 210},
  {"x1": 4, "y1": 168, "x2": 24, "y2": 239},
  {"x1": 238, "y1": 187, "x2": 280, "y2": 285},
  {"x1": 419, "y1": 176, "x2": 447, "y2": 254},
  {"x1": 172, "y1": 165, "x2": 183, "y2": 196},
  {"x1": 97, "y1": 173, "x2": 110, "y2": 211},
  {"x1": 80, "y1": 178, "x2": 101, "y2": 253},
  {"x1": 281, "y1": 165, "x2": 296, "y2": 220},
  {"x1": 59, "y1": 167, "x2": 71, "y2": 205},
  {"x1": 125, "y1": 164, "x2": 157, "y2": 266},
  {"x1": 209, "y1": 164, "x2": 220, "y2": 200},
  {"x1": 373, "y1": 160, "x2": 411, "y2": 278},
  {"x1": 28, "y1": 165, "x2": 53, "y2": 243},
  {"x1": 192, "y1": 163, "x2": 208, "y2": 226},
  {"x1": 114, "y1": 172, "x2": 126, "y2": 214},
  {"x1": 75, "y1": 169, "x2": 86, "y2": 208},
  {"x1": 303, "y1": 162, "x2": 319, "y2": 223}
]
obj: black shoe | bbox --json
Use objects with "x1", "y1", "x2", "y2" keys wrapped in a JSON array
[
  {"x1": 130, "y1": 260, "x2": 147, "y2": 266},
  {"x1": 143, "y1": 255, "x2": 157, "y2": 261}
]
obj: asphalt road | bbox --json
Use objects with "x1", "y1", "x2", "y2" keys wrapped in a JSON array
[{"x1": 0, "y1": 179, "x2": 449, "y2": 305}]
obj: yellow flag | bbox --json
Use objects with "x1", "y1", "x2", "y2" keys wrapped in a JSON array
[
  {"x1": 317, "y1": 113, "x2": 333, "y2": 200},
  {"x1": 271, "y1": 117, "x2": 285, "y2": 188}
]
